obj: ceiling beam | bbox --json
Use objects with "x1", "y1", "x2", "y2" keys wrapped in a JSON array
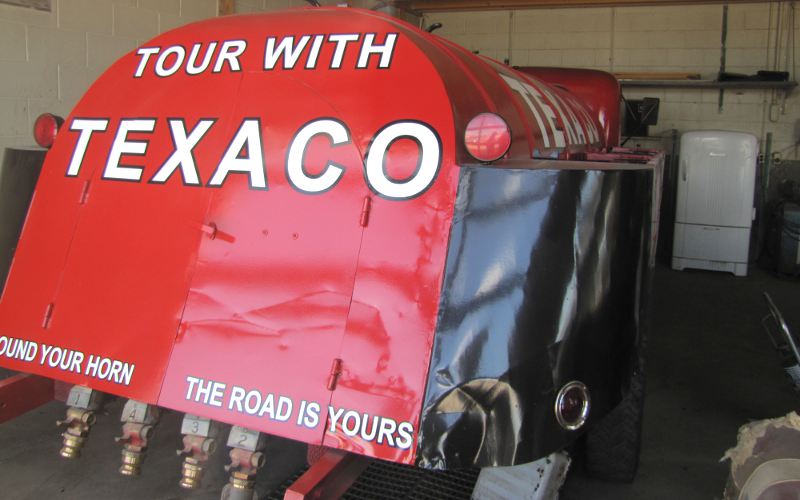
[{"x1": 398, "y1": 0, "x2": 774, "y2": 12}]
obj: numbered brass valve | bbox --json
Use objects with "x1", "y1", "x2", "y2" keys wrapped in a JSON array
[
  {"x1": 115, "y1": 399, "x2": 160, "y2": 476},
  {"x1": 222, "y1": 426, "x2": 267, "y2": 500},
  {"x1": 57, "y1": 386, "x2": 103, "y2": 459},
  {"x1": 176, "y1": 414, "x2": 220, "y2": 489}
]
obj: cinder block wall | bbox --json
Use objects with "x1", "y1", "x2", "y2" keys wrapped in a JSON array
[
  {"x1": 0, "y1": 0, "x2": 397, "y2": 162},
  {"x1": 1, "y1": 1, "x2": 797, "y2": 161},
  {"x1": 0, "y1": 0, "x2": 218, "y2": 161},
  {"x1": 235, "y1": 0, "x2": 306, "y2": 14},
  {"x1": 425, "y1": 3, "x2": 800, "y2": 157}
]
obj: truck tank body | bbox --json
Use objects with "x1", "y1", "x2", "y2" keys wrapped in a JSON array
[
  {"x1": 515, "y1": 67, "x2": 623, "y2": 149},
  {"x1": 0, "y1": 7, "x2": 657, "y2": 468}
]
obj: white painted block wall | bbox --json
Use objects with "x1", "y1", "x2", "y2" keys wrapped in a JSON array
[
  {"x1": 0, "y1": 0, "x2": 217, "y2": 163},
  {"x1": 424, "y1": 3, "x2": 800, "y2": 158},
  {"x1": 0, "y1": 1, "x2": 797, "y2": 163}
]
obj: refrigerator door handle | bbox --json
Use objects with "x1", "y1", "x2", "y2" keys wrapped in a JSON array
[{"x1": 681, "y1": 159, "x2": 687, "y2": 182}]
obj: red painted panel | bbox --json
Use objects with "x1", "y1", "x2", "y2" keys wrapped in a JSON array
[
  {"x1": 323, "y1": 184, "x2": 457, "y2": 463},
  {"x1": 0, "y1": 53, "x2": 242, "y2": 400},
  {"x1": 157, "y1": 72, "x2": 369, "y2": 445},
  {"x1": 156, "y1": 11, "x2": 457, "y2": 461},
  {"x1": 0, "y1": 120, "x2": 93, "y2": 359}
]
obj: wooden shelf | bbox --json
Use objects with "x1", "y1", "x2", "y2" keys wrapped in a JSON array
[
  {"x1": 397, "y1": 0, "x2": 773, "y2": 12},
  {"x1": 619, "y1": 79, "x2": 797, "y2": 91}
]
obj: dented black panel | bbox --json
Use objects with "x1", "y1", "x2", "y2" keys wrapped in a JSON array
[{"x1": 416, "y1": 165, "x2": 653, "y2": 469}]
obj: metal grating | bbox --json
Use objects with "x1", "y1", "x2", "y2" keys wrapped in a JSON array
[
  {"x1": 264, "y1": 467, "x2": 307, "y2": 500},
  {"x1": 265, "y1": 461, "x2": 479, "y2": 500},
  {"x1": 344, "y1": 461, "x2": 479, "y2": 499}
]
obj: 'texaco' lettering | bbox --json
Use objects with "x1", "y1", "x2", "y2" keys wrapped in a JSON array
[{"x1": 66, "y1": 116, "x2": 442, "y2": 201}]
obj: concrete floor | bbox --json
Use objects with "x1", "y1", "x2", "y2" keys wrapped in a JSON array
[
  {"x1": 564, "y1": 264, "x2": 799, "y2": 499},
  {"x1": 0, "y1": 264, "x2": 797, "y2": 499}
]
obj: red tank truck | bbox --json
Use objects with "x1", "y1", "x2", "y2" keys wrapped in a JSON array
[{"x1": 0, "y1": 6, "x2": 661, "y2": 497}]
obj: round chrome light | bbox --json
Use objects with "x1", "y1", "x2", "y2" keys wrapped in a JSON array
[
  {"x1": 554, "y1": 381, "x2": 590, "y2": 430},
  {"x1": 464, "y1": 112, "x2": 511, "y2": 163}
]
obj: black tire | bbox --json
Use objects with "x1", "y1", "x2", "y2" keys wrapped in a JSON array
[{"x1": 584, "y1": 365, "x2": 645, "y2": 482}]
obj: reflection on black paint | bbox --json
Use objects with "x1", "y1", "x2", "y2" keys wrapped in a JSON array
[{"x1": 417, "y1": 166, "x2": 653, "y2": 469}]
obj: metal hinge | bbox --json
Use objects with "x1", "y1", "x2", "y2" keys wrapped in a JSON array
[
  {"x1": 79, "y1": 181, "x2": 91, "y2": 205},
  {"x1": 42, "y1": 303, "x2": 55, "y2": 329},
  {"x1": 327, "y1": 358, "x2": 343, "y2": 391},
  {"x1": 359, "y1": 197, "x2": 371, "y2": 227}
]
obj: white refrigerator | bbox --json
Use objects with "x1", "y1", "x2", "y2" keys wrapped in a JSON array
[{"x1": 671, "y1": 131, "x2": 758, "y2": 277}]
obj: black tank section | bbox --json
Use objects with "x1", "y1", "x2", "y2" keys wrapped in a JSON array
[{"x1": 417, "y1": 164, "x2": 653, "y2": 469}]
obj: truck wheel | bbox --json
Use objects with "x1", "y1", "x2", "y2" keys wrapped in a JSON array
[{"x1": 584, "y1": 366, "x2": 645, "y2": 482}]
